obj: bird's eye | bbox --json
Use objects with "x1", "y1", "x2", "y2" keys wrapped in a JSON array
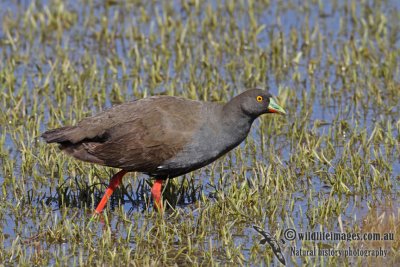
[{"x1": 256, "y1": 96, "x2": 263, "y2": 102}]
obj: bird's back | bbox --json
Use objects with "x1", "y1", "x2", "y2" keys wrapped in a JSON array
[{"x1": 42, "y1": 96, "x2": 225, "y2": 176}]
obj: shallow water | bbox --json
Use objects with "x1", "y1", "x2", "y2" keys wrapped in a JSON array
[{"x1": 0, "y1": 0, "x2": 399, "y2": 265}]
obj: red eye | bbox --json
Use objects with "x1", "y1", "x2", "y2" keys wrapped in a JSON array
[{"x1": 256, "y1": 96, "x2": 263, "y2": 102}]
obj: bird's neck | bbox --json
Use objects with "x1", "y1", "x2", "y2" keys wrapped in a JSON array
[{"x1": 222, "y1": 100, "x2": 255, "y2": 139}]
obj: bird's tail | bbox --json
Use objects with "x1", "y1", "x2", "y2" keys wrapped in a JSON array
[{"x1": 41, "y1": 126, "x2": 79, "y2": 143}]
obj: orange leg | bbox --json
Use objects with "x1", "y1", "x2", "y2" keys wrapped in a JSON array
[
  {"x1": 151, "y1": 179, "x2": 164, "y2": 211},
  {"x1": 94, "y1": 170, "x2": 127, "y2": 214}
]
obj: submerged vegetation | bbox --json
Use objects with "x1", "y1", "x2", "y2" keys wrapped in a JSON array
[{"x1": 0, "y1": 0, "x2": 399, "y2": 265}]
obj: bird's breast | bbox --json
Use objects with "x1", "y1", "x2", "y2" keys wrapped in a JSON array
[{"x1": 157, "y1": 120, "x2": 250, "y2": 174}]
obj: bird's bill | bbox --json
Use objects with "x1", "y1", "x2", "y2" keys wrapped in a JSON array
[{"x1": 268, "y1": 98, "x2": 286, "y2": 115}]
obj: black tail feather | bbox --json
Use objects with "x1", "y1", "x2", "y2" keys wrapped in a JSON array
[{"x1": 41, "y1": 126, "x2": 78, "y2": 143}]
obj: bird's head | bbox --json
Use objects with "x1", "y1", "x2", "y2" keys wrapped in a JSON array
[{"x1": 235, "y1": 89, "x2": 286, "y2": 117}]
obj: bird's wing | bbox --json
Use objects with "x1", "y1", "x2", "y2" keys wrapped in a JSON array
[{"x1": 60, "y1": 96, "x2": 206, "y2": 171}]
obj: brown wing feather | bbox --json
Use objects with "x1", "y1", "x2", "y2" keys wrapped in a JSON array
[{"x1": 56, "y1": 96, "x2": 203, "y2": 172}]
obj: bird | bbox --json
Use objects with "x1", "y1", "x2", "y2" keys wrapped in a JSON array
[{"x1": 41, "y1": 89, "x2": 286, "y2": 213}]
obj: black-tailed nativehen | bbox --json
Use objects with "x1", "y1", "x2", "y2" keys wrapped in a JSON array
[{"x1": 42, "y1": 89, "x2": 286, "y2": 213}]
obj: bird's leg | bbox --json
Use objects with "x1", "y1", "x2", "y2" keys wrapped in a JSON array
[
  {"x1": 151, "y1": 179, "x2": 164, "y2": 211},
  {"x1": 94, "y1": 170, "x2": 127, "y2": 214}
]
